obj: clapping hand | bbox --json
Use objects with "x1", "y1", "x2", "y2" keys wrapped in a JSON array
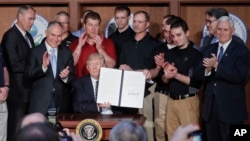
[
  {"x1": 163, "y1": 62, "x2": 177, "y2": 79},
  {"x1": 42, "y1": 51, "x2": 50, "y2": 68},
  {"x1": 59, "y1": 66, "x2": 69, "y2": 79}
]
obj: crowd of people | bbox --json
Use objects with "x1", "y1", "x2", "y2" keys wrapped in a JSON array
[{"x1": 0, "y1": 4, "x2": 249, "y2": 141}]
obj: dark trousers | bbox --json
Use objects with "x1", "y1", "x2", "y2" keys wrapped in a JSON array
[
  {"x1": 7, "y1": 101, "x2": 28, "y2": 141},
  {"x1": 205, "y1": 97, "x2": 243, "y2": 141}
]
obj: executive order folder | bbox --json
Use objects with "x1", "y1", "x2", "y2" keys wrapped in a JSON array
[{"x1": 97, "y1": 67, "x2": 146, "y2": 108}]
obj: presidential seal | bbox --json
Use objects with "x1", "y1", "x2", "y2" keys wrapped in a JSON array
[
  {"x1": 76, "y1": 119, "x2": 103, "y2": 141},
  {"x1": 11, "y1": 14, "x2": 48, "y2": 46},
  {"x1": 202, "y1": 13, "x2": 247, "y2": 43}
]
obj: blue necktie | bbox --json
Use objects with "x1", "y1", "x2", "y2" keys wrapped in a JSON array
[
  {"x1": 218, "y1": 46, "x2": 224, "y2": 62},
  {"x1": 50, "y1": 49, "x2": 57, "y2": 78}
]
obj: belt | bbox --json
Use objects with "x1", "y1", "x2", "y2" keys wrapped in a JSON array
[
  {"x1": 155, "y1": 89, "x2": 169, "y2": 95},
  {"x1": 168, "y1": 93, "x2": 196, "y2": 100}
]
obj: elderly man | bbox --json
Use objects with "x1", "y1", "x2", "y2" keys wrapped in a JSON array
[
  {"x1": 72, "y1": 53, "x2": 112, "y2": 114},
  {"x1": 26, "y1": 21, "x2": 75, "y2": 114},
  {"x1": 202, "y1": 16, "x2": 249, "y2": 141},
  {"x1": 1, "y1": 5, "x2": 36, "y2": 141}
]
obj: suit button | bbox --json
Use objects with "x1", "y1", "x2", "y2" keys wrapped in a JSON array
[{"x1": 214, "y1": 83, "x2": 216, "y2": 86}]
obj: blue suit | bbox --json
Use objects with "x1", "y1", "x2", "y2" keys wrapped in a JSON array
[
  {"x1": 72, "y1": 75, "x2": 99, "y2": 114},
  {"x1": 202, "y1": 38, "x2": 249, "y2": 141}
]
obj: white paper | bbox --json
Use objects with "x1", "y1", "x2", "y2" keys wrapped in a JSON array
[{"x1": 97, "y1": 67, "x2": 145, "y2": 108}]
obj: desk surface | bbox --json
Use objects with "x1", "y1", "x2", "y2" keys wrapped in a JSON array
[{"x1": 57, "y1": 114, "x2": 145, "y2": 128}]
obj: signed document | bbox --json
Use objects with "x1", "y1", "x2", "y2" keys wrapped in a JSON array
[{"x1": 97, "y1": 67, "x2": 145, "y2": 108}]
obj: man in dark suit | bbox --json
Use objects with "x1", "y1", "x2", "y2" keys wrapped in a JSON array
[
  {"x1": 202, "y1": 16, "x2": 249, "y2": 141},
  {"x1": 25, "y1": 21, "x2": 75, "y2": 115},
  {"x1": 72, "y1": 53, "x2": 112, "y2": 114},
  {"x1": 200, "y1": 7, "x2": 244, "y2": 50},
  {"x1": 1, "y1": 5, "x2": 36, "y2": 141},
  {"x1": 0, "y1": 44, "x2": 9, "y2": 141}
]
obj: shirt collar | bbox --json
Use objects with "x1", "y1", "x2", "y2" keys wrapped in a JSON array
[
  {"x1": 15, "y1": 24, "x2": 26, "y2": 37},
  {"x1": 45, "y1": 41, "x2": 58, "y2": 55},
  {"x1": 90, "y1": 76, "x2": 98, "y2": 90},
  {"x1": 218, "y1": 39, "x2": 232, "y2": 52}
]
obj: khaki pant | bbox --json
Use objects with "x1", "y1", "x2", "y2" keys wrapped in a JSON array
[
  {"x1": 166, "y1": 95, "x2": 199, "y2": 141},
  {"x1": 0, "y1": 102, "x2": 8, "y2": 141},
  {"x1": 139, "y1": 83, "x2": 156, "y2": 141},
  {"x1": 154, "y1": 92, "x2": 168, "y2": 141}
]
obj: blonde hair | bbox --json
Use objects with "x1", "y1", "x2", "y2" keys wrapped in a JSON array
[{"x1": 86, "y1": 53, "x2": 105, "y2": 66}]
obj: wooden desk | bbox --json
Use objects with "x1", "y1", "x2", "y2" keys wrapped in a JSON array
[{"x1": 57, "y1": 114, "x2": 146, "y2": 140}]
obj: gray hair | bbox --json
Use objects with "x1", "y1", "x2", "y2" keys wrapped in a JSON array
[
  {"x1": 47, "y1": 21, "x2": 63, "y2": 30},
  {"x1": 109, "y1": 121, "x2": 147, "y2": 141},
  {"x1": 217, "y1": 16, "x2": 234, "y2": 29},
  {"x1": 17, "y1": 5, "x2": 36, "y2": 18}
]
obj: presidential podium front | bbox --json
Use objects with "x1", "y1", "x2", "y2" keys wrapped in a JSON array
[{"x1": 57, "y1": 114, "x2": 146, "y2": 140}]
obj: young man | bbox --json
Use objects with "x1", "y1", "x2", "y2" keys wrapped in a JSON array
[
  {"x1": 153, "y1": 15, "x2": 178, "y2": 141},
  {"x1": 70, "y1": 11, "x2": 116, "y2": 78},
  {"x1": 162, "y1": 17, "x2": 203, "y2": 140},
  {"x1": 109, "y1": 6, "x2": 135, "y2": 67}
]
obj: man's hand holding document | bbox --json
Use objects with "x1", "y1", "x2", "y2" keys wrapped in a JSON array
[{"x1": 97, "y1": 67, "x2": 146, "y2": 108}]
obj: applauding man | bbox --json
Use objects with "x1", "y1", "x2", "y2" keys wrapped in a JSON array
[{"x1": 26, "y1": 21, "x2": 75, "y2": 114}]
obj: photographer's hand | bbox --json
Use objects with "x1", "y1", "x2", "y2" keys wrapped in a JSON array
[
  {"x1": 171, "y1": 124, "x2": 200, "y2": 141},
  {"x1": 69, "y1": 132, "x2": 81, "y2": 141}
]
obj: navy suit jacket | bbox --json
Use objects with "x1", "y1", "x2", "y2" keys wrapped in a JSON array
[
  {"x1": 2, "y1": 25, "x2": 35, "y2": 102},
  {"x1": 202, "y1": 38, "x2": 249, "y2": 123},
  {"x1": 72, "y1": 75, "x2": 99, "y2": 114},
  {"x1": 26, "y1": 42, "x2": 75, "y2": 114}
]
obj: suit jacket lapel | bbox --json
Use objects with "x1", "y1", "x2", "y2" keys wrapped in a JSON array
[
  {"x1": 223, "y1": 40, "x2": 235, "y2": 58},
  {"x1": 13, "y1": 25, "x2": 31, "y2": 48},
  {"x1": 13, "y1": 25, "x2": 30, "y2": 59},
  {"x1": 56, "y1": 47, "x2": 62, "y2": 79}
]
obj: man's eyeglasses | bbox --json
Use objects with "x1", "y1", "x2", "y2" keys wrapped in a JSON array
[{"x1": 205, "y1": 19, "x2": 217, "y2": 24}]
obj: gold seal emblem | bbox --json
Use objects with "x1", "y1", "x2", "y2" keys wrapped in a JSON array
[{"x1": 76, "y1": 119, "x2": 103, "y2": 141}]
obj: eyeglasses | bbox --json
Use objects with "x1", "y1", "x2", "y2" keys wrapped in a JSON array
[{"x1": 205, "y1": 19, "x2": 217, "y2": 24}]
